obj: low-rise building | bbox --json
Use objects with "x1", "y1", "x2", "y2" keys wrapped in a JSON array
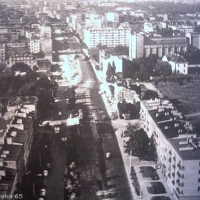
[
  {"x1": 9, "y1": 54, "x2": 37, "y2": 68},
  {"x1": 162, "y1": 53, "x2": 188, "y2": 75},
  {"x1": 0, "y1": 97, "x2": 37, "y2": 195}
]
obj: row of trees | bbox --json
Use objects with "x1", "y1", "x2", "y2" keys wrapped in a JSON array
[
  {"x1": 106, "y1": 61, "x2": 116, "y2": 82},
  {"x1": 123, "y1": 55, "x2": 172, "y2": 81},
  {"x1": 117, "y1": 101, "x2": 140, "y2": 120},
  {"x1": 179, "y1": 45, "x2": 200, "y2": 65}
]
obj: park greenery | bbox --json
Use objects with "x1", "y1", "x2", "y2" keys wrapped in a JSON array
[
  {"x1": 124, "y1": 124, "x2": 157, "y2": 161},
  {"x1": 0, "y1": 67, "x2": 57, "y2": 120}
]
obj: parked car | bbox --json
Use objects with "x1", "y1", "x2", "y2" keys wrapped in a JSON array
[{"x1": 40, "y1": 188, "x2": 46, "y2": 197}]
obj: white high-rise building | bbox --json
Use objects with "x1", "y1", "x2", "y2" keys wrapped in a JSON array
[
  {"x1": 84, "y1": 27, "x2": 131, "y2": 49},
  {"x1": 106, "y1": 12, "x2": 119, "y2": 23}
]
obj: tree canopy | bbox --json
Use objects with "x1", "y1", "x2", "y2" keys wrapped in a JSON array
[
  {"x1": 125, "y1": 128, "x2": 150, "y2": 160},
  {"x1": 142, "y1": 89, "x2": 159, "y2": 100},
  {"x1": 11, "y1": 63, "x2": 31, "y2": 73},
  {"x1": 154, "y1": 60, "x2": 172, "y2": 76},
  {"x1": 0, "y1": 70, "x2": 57, "y2": 120}
]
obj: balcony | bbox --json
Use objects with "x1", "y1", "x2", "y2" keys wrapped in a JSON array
[
  {"x1": 180, "y1": 166, "x2": 185, "y2": 170},
  {"x1": 179, "y1": 182, "x2": 184, "y2": 187},
  {"x1": 176, "y1": 187, "x2": 183, "y2": 195},
  {"x1": 180, "y1": 174, "x2": 184, "y2": 179}
]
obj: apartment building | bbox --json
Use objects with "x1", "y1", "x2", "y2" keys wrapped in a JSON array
[
  {"x1": 0, "y1": 96, "x2": 37, "y2": 195},
  {"x1": 30, "y1": 38, "x2": 40, "y2": 53},
  {"x1": 106, "y1": 12, "x2": 119, "y2": 23},
  {"x1": 38, "y1": 26, "x2": 52, "y2": 38},
  {"x1": 67, "y1": 14, "x2": 82, "y2": 31},
  {"x1": 144, "y1": 22, "x2": 154, "y2": 33},
  {"x1": 85, "y1": 18, "x2": 102, "y2": 29},
  {"x1": 140, "y1": 99, "x2": 200, "y2": 200},
  {"x1": 9, "y1": 54, "x2": 37, "y2": 68},
  {"x1": 0, "y1": 43, "x2": 6, "y2": 63},
  {"x1": 178, "y1": 25, "x2": 194, "y2": 34},
  {"x1": 129, "y1": 34, "x2": 188, "y2": 59},
  {"x1": 7, "y1": 43, "x2": 26, "y2": 48},
  {"x1": 84, "y1": 27, "x2": 131, "y2": 49},
  {"x1": 186, "y1": 32, "x2": 200, "y2": 49}
]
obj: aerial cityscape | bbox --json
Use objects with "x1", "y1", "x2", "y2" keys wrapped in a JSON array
[{"x1": 0, "y1": 0, "x2": 200, "y2": 200}]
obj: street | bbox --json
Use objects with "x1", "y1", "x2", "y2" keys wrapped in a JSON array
[{"x1": 41, "y1": 57, "x2": 133, "y2": 200}]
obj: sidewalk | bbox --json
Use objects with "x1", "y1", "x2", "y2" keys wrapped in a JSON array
[{"x1": 90, "y1": 59, "x2": 176, "y2": 200}]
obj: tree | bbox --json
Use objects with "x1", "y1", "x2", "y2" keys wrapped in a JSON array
[
  {"x1": 0, "y1": 63, "x2": 6, "y2": 73},
  {"x1": 157, "y1": 28, "x2": 173, "y2": 37},
  {"x1": 11, "y1": 63, "x2": 31, "y2": 73},
  {"x1": 108, "y1": 85, "x2": 115, "y2": 96},
  {"x1": 114, "y1": 45, "x2": 129, "y2": 56},
  {"x1": 125, "y1": 128, "x2": 150, "y2": 160},
  {"x1": 106, "y1": 63, "x2": 113, "y2": 79},
  {"x1": 154, "y1": 60, "x2": 172, "y2": 76},
  {"x1": 34, "y1": 51, "x2": 45, "y2": 58},
  {"x1": 143, "y1": 89, "x2": 158, "y2": 100}
]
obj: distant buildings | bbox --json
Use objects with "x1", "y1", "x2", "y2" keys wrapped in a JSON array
[{"x1": 9, "y1": 54, "x2": 37, "y2": 68}]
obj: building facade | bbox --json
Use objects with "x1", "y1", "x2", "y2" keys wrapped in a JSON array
[
  {"x1": 0, "y1": 97, "x2": 37, "y2": 195},
  {"x1": 140, "y1": 99, "x2": 200, "y2": 200},
  {"x1": 9, "y1": 54, "x2": 37, "y2": 68},
  {"x1": 0, "y1": 43, "x2": 6, "y2": 63},
  {"x1": 129, "y1": 34, "x2": 188, "y2": 59},
  {"x1": 186, "y1": 32, "x2": 200, "y2": 49},
  {"x1": 84, "y1": 27, "x2": 131, "y2": 49},
  {"x1": 162, "y1": 53, "x2": 188, "y2": 75},
  {"x1": 30, "y1": 38, "x2": 40, "y2": 53}
]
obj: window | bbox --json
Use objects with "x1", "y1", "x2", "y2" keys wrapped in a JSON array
[
  {"x1": 198, "y1": 187, "x2": 200, "y2": 191},
  {"x1": 198, "y1": 178, "x2": 200, "y2": 183}
]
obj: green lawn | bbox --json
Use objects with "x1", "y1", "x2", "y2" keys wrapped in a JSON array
[{"x1": 154, "y1": 80, "x2": 200, "y2": 116}]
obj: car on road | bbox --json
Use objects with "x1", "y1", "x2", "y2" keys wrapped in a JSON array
[{"x1": 106, "y1": 152, "x2": 111, "y2": 159}]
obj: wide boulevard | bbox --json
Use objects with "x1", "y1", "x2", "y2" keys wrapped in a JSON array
[{"x1": 44, "y1": 56, "x2": 133, "y2": 200}]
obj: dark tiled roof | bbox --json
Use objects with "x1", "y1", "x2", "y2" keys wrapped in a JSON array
[{"x1": 170, "y1": 138, "x2": 200, "y2": 160}]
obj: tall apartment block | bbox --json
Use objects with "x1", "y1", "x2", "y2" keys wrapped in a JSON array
[
  {"x1": 140, "y1": 99, "x2": 200, "y2": 200},
  {"x1": 84, "y1": 27, "x2": 131, "y2": 49}
]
